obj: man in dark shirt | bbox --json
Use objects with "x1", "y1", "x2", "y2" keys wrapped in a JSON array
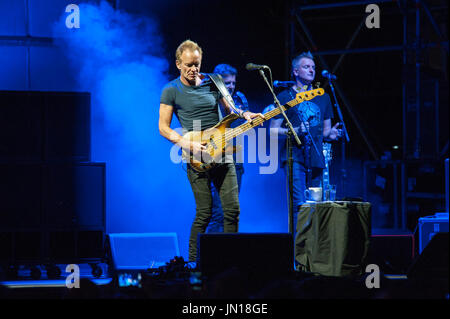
[
  {"x1": 159, "y1": 40, "x2": 263, "y2": 261},
  {"x1": 206, "y1": 64, "x2": 250, "y2": 233},
  {"x1": 270, "y1": 52, "x2": 341, "y2": 217}
]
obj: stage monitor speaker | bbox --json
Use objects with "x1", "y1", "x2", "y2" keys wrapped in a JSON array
[
  {"x1": 198, "y1": 233, "x2": 294, "y2": 278},
  {"x1": 108, "y1": 233, "x2": 180, "y2": 271},
  {"x1": 407, "y1": 232, "x2": 449, "y2": 280},
  {"x1": 367, "y1": 232, "x2": 415, "y2": 274}
]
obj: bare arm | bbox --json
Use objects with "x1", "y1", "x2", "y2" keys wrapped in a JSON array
[
  {"x1": 158, "y1": 103, "x2": 205, "y2": 152},
  {"x1": 219, "y1": 97, "x2": 265, "y2": 122},
  {"x1": 219, "y1": 97, "x2": 234, "y2": 115},
  {"x1": 159, "y1": 103, "x2": 183, "y2": 145}
]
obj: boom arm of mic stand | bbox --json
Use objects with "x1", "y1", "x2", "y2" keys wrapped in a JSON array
[{"x1": 258, "y1": 69, "x2": 301, "y2": 146}]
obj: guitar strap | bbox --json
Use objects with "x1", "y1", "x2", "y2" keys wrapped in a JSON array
[{"x1": 208, "y1": 73, "x2": 242, "y2": 120}]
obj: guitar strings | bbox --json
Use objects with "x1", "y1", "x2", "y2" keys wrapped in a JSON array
[
  {"x1": 222, "y1": 94, "x2": 307, "y2": 140},
  {"x1": 208, "y1": 89, "x2": 323, "y2": 156},
  {"x1": 220, "y1": 94, "x2": 309, "y2": 143},
  {"x1": 209, "y1": 98, "x2": 299, "y2": 155}
]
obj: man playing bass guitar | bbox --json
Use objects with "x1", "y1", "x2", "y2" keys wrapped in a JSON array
[{"x1": 158, "y1": 40, "x2": 263, "y2": 262}]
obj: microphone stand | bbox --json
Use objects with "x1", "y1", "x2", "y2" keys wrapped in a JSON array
[
  {"x1": 298, "y1": 110, "x2": 325, "y2": 190},
  {"x1": 327, "y1": 77, "x2": 350, "y2": 198},
  {"x1": 294, "y1": 81, "x2": 326, "y2": 192},
  {"x1": 257, "y1": 69, "x2": 301, "y2": 236}
]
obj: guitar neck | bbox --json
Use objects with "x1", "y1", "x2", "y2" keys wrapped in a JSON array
[
  {"x1": 225, "y1": 104, "x2": 285, "y2": 140},
  {"x1": 224, "y1": 88, "x2": 324, "y2": 142}
]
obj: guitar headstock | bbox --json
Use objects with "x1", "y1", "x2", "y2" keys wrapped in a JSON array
[{"x1": 294, "y1": 88, "x2": 324, "y2": 103}]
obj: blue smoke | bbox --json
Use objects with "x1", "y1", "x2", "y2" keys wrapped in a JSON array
[
  {"x1": 52, "y1": 1, "x2": 294, "y2": 260},
  {"x1": 53, "y1": 1, "x2": 198, "y2": 258}
]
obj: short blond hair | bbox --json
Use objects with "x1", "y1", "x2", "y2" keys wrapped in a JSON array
[{"x1": 175, "y1": 40, "x2": 203, "y2": 62}]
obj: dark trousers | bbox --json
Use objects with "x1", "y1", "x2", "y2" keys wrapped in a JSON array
[
  {"x1": 284, "y1": 161, "x2": 322, "y2": 235},
  {"x1": 187, "y1": 162, "x2": 240, "y2": 261},
  {"x1": 207, "y1": 163, "x2": 244, "y2": 233}
]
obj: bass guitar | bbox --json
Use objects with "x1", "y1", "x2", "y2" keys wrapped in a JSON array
[{"x1": 182, "y1": 87, "x2": 325, "y2": 172}]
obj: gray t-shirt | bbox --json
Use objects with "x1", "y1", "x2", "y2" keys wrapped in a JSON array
[{"x1": 160, "y1": 76, "x2": 223, "y2": 132}]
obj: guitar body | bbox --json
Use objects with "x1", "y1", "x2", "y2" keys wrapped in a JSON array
[{"x1": 182, "y1": 113, "x2": 239, "y2": 172}]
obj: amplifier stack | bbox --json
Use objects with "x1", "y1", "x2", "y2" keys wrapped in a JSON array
[{"x1": 0, "y1": 91, "x2": 105, "y2": 273}]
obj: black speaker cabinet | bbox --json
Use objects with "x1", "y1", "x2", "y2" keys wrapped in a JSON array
[
  {"x1": 0, "y1": 91, "x2": 91, "y2": 162},
  {"x1": 0, "y1": 162, "x2": 105, "y2": 263},
  {"x1": 47, "y1": 230, "x2": 105, "y2": 261},
  {"x1": 45, "y1": 92, "x2": 91, "y2": 162},
  {"x1": 0, "y1": 163, "x2": 43, "y2": 229},
  {"x1": 0, "y1": 162, "x2": 105, "y2": 230},
  {"x1": 367, "y1": 232, "x2": 415, "y2": 274},
  {"x1": 407, "y1": 232, "x2": 449, "y2": 280},
  {"x1": 0, "y1": 92, "x2": 43, "y2": 161},
  {"x1": 197, "y1": 233, "x2": 294, "y2": 278},
  {"x1": 44, "y1": 162, "x2": 105, "y2": 228}
]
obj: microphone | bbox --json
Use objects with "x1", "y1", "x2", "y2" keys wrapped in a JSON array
[
  {"x1": 246, "y1": 63, "x2": 269, "y2": 71},
  {"x1": 321, "y1": 70, "x2": 337, "y2": 80},
  {"x1": 273, "y1": 80, "x2": 295, "y2": 87}
]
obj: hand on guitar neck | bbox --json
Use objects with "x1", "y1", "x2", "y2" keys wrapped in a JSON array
[{"x1": 241, "y1": 111, "x2": 265, "y2": 124}]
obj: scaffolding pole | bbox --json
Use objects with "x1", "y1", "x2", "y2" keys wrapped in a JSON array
[
  {"x1": 290, "y1": 0, "x2": 448, "y2": 230},
  {"x1": 294, "y1": 11, "x2": 381, "y2": 196}
]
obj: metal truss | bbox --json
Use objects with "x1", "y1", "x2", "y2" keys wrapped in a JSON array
[{"x1": 287, "y1": 0, "x2": 448, "y2": 229}]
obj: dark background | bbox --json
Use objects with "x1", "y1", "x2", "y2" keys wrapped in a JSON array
[
  {"x1": 120, "y1": 0, "x2": 448, "y2": 160},
  {"x1": 0, "y1": 0, "x2": 448, "y2": 260}
]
